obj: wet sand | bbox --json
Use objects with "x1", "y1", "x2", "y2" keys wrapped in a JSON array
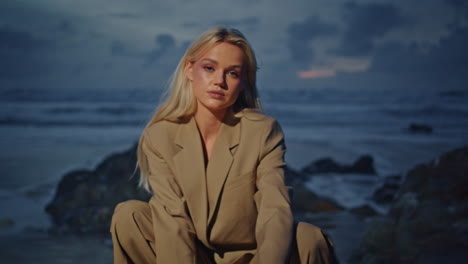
[
  {"x1": 0, "y1": 232, "x2": 113, "y2": 264},
  {"x1": 0, "y1": 211, "x2": 365, "y2": 264}
]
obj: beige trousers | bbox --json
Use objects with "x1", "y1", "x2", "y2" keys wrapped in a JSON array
[{"x1": 110, "y1": 200, "x2": 337, "y2": 264}]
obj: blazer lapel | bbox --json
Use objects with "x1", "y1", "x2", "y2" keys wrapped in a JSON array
[
  {"x1": 206, "y1": 111, "x2": 241, "y2": 226},
  {"x1": 172, "y1": 117, "x2": 210, "y2": 245},
  {"x1": 171, "y1": 111, "x2": 241, "y2": 245}
]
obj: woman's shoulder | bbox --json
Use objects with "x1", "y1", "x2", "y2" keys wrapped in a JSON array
[
  {"x1": 235, "y1": 108, "x2": 282, "y2": 131},
  {"x1": 145, "y1": 119, "x2": 176, "y2": 133},
  {"x1": 236, "y1": 108, "x2": 271, "y2": 121},
  {"x1": 143, "y1": 119, "x2": 181, "y2": 144}
]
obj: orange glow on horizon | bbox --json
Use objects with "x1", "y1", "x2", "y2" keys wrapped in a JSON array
[{"x1": 298, "y1": 69, "x2": 336, "y2": 79}]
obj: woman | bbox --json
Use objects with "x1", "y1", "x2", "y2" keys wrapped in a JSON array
[{"x1": 110, "y1": 27, "x2": 337, "y2": 264}]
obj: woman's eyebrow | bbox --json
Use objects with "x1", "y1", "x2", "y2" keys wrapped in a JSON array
[
  {"x1": 201, "y1": 58, "x2": 242, "y2": 69},
  {"x1": 201, "y1": 58, "x2": 218, "y2": 64}
]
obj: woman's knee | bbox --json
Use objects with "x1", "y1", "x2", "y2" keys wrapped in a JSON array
[
  {"x1": 110, "y1": 200, "x2": 156, "y2": 263},
  {"x1": 295, "y1": 222, "x2": 337, "y2": 263},
  {"x1": 296, "y1": 222, "x2": 327, "y2": 247},
  {"x1": 110, "y1": 200, "x2": 149, "y2": 233}
]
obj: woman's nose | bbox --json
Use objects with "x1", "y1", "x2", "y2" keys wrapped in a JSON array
[{"x1": 214, "y1": 71, "x2": 226, "y2": 89}]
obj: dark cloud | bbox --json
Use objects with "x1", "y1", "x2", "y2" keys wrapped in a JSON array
[
  {"x1": 287, "y1": 16, "x2": 339, "y2": 65},
  {"x1": 0, "y1": 24, "x2": 48, "y2": 52},
  {"x1": 110, "y1": 33, "x2": 181, "y2": 67},
  {"x1": 110, "y1": 40, "x2": 127, "y2": 56},
  {"x1": 0, "y1": 52, "x2": 45, "y2": 79},
  {"x1": 146, "y1": 34, "x2": 176, "y2": 65},
  {"x1": 182, "y1": 17, "x2": 260, "y2": 33},
  {"x1": 445, "y1": 0, "x2": 468, "y2": 29},
  {"x1": 57, "y1": 20, "x2": 76, "y2": 35},
  {"x1": 333, "y1": 1, "x2": 406, "y2": 56},
  {"x1": 155, "y1": 34, "x2": 176, "y2": 47},
  {"x1": 369, "y1": 26, "x2": 468, "y2": 78},
  {"x1": 107, "y1": 12, "x2": 142, "y2": 19},
  {"x1": 445, "y1": 0, "x2": 467, "y2": 9},
  {"x1": 182, "y1": 22, "x2": 198, "y2": 28},
  {"x1": 214, "y1": 17, "x2": 260, "y2": 31},
  {"x1": 0, "y1": 25, "x2": 51, "y2": 79}
]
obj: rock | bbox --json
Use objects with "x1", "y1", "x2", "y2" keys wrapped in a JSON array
[
  {"x1": 349, "y1": 217, "x2": 398, "y2": 264},
  {"x1": 0, "y1": 218, "x2": 15, "y2": 228},
  {"x1": 45, "y1": 141, "x2": 346, "y2": 234},
  {"x1": 371, "y1": 174, "x2": 402, "y2": 204},
  {"x1": 283, "y1": 165, "x2": 345, "y2": 214},
  {"x1": 349, "y1": 205, "x2": 379, "y2": 217},
  {"x1": 407, "y1": 123, "x2": 433, "y2": 134},
  {"x1": 301, "y1": 158, "x2": 341, "y2": 174},
  {"x1": 301, "y1": 155, "x2": 376, "y2": 175},
  {"x1": 291, "y1": 184, "x2": 344, "y2": 214},
  {"x1": 359, "y1": 218, "x2": 397, "y2": 254},
  {"x1": 345, "y1": 155, "x2": 376, "y2": 174},
  {"x1": 45, "y1": 143, "x2": 151, "y2": 234},
  {"x1": 351, "y1": 145, "x2": 468, "y2": 263},
  {"x1": 284, "y1": 165, "x2": 307, "y2": 186},
  {"x1": 439, "y1": 90, "x2": 466, "y2": 97}
]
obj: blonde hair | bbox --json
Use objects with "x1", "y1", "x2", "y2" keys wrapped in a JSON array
[{"x1": 136, "y1": 27, "x2": 261, "y2": 192}]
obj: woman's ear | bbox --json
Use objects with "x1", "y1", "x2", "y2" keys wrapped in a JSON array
[{"x1": 184, "y1": 61, "x2": 194, "y2": 81}]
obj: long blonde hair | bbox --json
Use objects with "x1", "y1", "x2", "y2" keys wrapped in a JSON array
[{"x1": 136, "y1": 27, "x2": 262, "y2": 192}]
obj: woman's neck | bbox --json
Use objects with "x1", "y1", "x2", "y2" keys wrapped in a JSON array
[
  {"x1": 194, "y1": 107, "x2": 226, "y2": 141},
  {"x1": 194, "y1": 107, "x2": 227, "y2": 165}
]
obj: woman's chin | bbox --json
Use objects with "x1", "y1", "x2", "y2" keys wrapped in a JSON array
[
  {"x1": 196, "y1": 97, "x2": 237, "y2": 116},
  {"x1": 200, "y1": 101, "x2": 228, "y2": 111}
]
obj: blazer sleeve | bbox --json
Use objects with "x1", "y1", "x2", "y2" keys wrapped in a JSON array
[
  {"x1": 141, "y1": 129, "x2": 197, "y2": 263},
  {"x1": 254, "y1": 120, "x2": 294, "y2": 264}
]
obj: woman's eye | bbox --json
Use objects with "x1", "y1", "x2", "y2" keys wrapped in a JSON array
[
  {"x1": 228, "y1": 71, "x2": 239, "y2": 78},
  {"x1": 204, "y1": 66, "x2": 214, "y2": 71}
]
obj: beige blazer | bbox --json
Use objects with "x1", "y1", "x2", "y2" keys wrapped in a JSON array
[{"x1": 140, "y1": 109, "x2": 293, "y2": 264}]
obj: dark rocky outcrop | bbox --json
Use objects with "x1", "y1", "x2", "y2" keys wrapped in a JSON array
[
  {"x1": 351, "y1": 145, "x2": 468, "y2": 264},
  {"x1": 45, "y1": 146, "x2": 346, "y2": 234},
  {"x1": 407, "y1": 123, "x2": 433, "y2": 134},
  {"x1": 285, "y1": 166, "x2": 345, "y2": 214},
  {"x1": 45, "y1": 143, "x2": 151, "y2": 234},
  {"x1": 371, "y1": 174, "x2": 402, "y2": 205},
  {"x1": 291, "y1": 184, "x2": 344, "y2": 214},
  {"x1": 301, "y1": 155, "x2": 376, "y2": 175},
  {"x1": 284, "y1": 165, "x2": 307, "y2": 186},
  {"x1": 349, "y1": 205, "x2": 378, "y2": 218},
  {"x1": 0, "y1": 218, "x2": 15, "y2": 228}
]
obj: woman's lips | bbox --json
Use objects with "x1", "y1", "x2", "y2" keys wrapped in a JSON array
[{"x1": 208, "y1": 91, "x2": 225, "y2": 99}]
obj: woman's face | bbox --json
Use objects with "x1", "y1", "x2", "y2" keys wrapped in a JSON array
[{"x1": 186, "y1": 42, "x2": 245, "y2": 116}]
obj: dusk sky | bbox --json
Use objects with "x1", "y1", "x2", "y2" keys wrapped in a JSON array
[{"x1": 1, "y1": 0, "x2": 467, "y2": 100}]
